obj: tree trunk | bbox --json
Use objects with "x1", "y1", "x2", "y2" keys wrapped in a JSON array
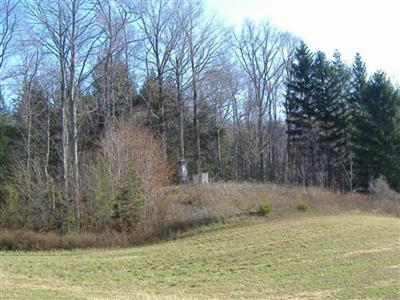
[
  {"x1": 232, "y1": 96, "x2": 239, "y2": 180},
  {"x1": 257, "y1": 102, "x2": 264, "y2": 181},
  {"x1": 175, "y1": 59, "x2": 185, "y2": 160},
  {"x1": 69, "y1": 2, "x2": 80, "y2": 225},
  {"x1": 26, "y1": 85, "x2": 32, "y2": 174},
  {"x1": 192, "y1": 74, "x2": 201, "y2": 174},
  {"x1": 189, "y1": 40, "x2": 201, "y2": 174},
  {"x1": 178, "y1": 89, "x2": 185, "y2": 159},
  {"x1": 157, "y1": 77, "x2": 166, "y2": 150},
  {"x1": 217, "y1": 126, "x2": 223, "y2": 179},
  {"x1": 60, "y1": 56, "x2": 68, "y2": 190}
]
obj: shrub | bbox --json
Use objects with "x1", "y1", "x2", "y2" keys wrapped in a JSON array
[
  {"x1": 368, "y1": 176, "x2": 400, "y2": 201},
  {"x1": 84, "y1": 120, "x2": 171, "y2": 232},
  {"x1": 258, "y1": 202, "x2": 272, "y2": 216},
  {"x1": 297, "y1": 200, "x2": 309, "y2": 212},
  {"x1": 111, "y1": 185, "x2": 144, "y2": 233}
]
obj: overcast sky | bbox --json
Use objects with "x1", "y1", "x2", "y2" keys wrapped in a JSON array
[{"x1": 205, "y1": 0, "x2": 400, "y2": 83}]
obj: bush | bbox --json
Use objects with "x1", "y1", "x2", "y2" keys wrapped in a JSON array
[
  {"x1": 111, "y1": 185, "x2": 144, "y2": 233},
  {"x1": 368, "y1": 176, "x2": 400, "y2": 201},
  {"x1": 84, "y1": 120, "x2": 171, "y2": 232},
  {"x1": 297, "y1": 200, "x2": 309, "y2": 212},
  {"x1": 258, "y1": 202, "x2": 272, "y2": 216}
]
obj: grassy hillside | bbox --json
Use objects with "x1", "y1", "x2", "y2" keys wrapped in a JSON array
[
  {"x1": 162, "y1": 182, "x2": 400, "y2": 223},
  {"x1": 1, "y1": 213, "x2": 399, "y2": 299},
  {"x1": 1, "y1": 182, "x2": 398, "y2": 251}
]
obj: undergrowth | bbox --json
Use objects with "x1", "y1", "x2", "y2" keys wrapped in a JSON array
[{"x1": 1, "y1": 182, "x2": 399, "y2": 250}]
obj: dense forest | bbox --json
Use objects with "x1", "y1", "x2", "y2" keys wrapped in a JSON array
[{"x1": 0, "y1": 0, "x2": 399, "y2": 233}]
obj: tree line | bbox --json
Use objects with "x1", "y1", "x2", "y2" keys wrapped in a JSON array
[
  {"x1": 286, "y1": 43, "x2": 399, "y2": 191},
  {"x1": 0, "y1": 0, "x2": 398, "y2": 232}
]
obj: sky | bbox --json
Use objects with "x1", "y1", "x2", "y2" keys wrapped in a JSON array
[{"x1": 205, "y1": 0, "x2": 400, "y2": 83}]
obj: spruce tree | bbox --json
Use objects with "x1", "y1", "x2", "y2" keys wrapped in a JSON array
[
  {"x1": 353, "y1": 72, "x2": 400, "y2": 191},
  {"x1": 329, "y1": 51, "x2": 352, "y2": 189},
  {"x1": 287, "y1": 45, "x2": 361, "y2": 190},
  {"x1": 348, "y1": 53, "x2": 367, "y2": 189},
  {"x1": 350, "y1": 53, "x2": 367, "y2": 109},
  {"x1": 92, "y1": 53, "x2": 136, "y2": 127},
  {"x1": 285, "y1": 41, "x2": 315, "y2": 185},
  {"x1": 311, "y1": 51, "x2": 351, "y2": 188},
  {"x1": 311, "y1": 51, "x2": 331, "y2": 186},
  {"x1": 0, "y1": 86, "x2": 6, "y2": 114}
]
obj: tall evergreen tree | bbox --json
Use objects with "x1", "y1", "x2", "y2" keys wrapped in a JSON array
[
  {"x1": 353, "y1": 72, "x2": 400, "y2": 191},
  {"x1": 311, "y1": 51, "x2": 350, "y2": 188},
  {"x1": 312, "y1": 51, "x2": 351, "y2": 189},
  {"x1": 310, "y1": 51, "x2": 332, "y2": 186},
  {"x1": 0, "y1": 103, "x2": 21, "y2": 205},
  {"x1": 350, "y1": 53, "x2": 367, "y2": 108},
  {"x1": 92, "y1": 54, "x2": 136, "y2": 127},
  {"x1": 285, "y1": 42, "x2": 315, "y2": 185},
  {"x1": 139, "y1": 74, "x2": 183, "y2": 163},
  {"x1": 287, "y1": 46, "x2": 352, "y2": 189},
  {"x1": 347, "y1": 53, "x2": 367, "y2": 189},
  {"x1": 330, "y1": 51, "x2": 352, "y2": 189},
  {"x1": 0, "y1": 86, "x2": 6, "y2": 114}
]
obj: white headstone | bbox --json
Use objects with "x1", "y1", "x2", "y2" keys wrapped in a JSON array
[{"x1": 192, "y1": 172, "x2": 209, "y2": 185}]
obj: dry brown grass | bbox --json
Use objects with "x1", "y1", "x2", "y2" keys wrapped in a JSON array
[
  {"x1": 1, "y1": 182, "x2": 398, "y2": 250},
  {"x1": 162, "y1": 182, "x2": 400, "y2": 223},
  {"x1": 0, "y1": 230, "x2": 131, "y2": 251}
]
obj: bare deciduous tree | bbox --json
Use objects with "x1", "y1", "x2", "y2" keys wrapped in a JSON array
[
  {"x1": 0, "y1": 0, "x2": 18, "y2": 75},
  {"x1": 96, "y1": 0, "x2": 131, "y2": 123},
  {"x1": 136, "y1": 0, "x2": 178, "y2": 147},
  {"x1": 26, "y1": 0, "x2": 105, "y2": 224},
  {"x1": 169, "y1": 0, "x2": 191, "y2": 160},
  {"x1": 234, "y1": 20, "x2": 288, "y2": 181},
  {"x1": 181, "y1": 1, "x2": 224, "y2": 174},
  {"x1": 25, "y1": 0, "x2": 70, "y2": 188}
]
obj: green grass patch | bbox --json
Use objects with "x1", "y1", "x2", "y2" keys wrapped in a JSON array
[
  {"x1": 297, "y1": 200, "x2": 309, "y2": 212},
  {"x1": 1, "y1": 213, "x2": 399, "y2": 299},
  {"x1": 258, "y1": 202, "x2": 272, "y2": 216}
]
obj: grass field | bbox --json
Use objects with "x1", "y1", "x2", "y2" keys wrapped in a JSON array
[{"x1": 1, "y1": 213, "x2": 399, "y2": 299}]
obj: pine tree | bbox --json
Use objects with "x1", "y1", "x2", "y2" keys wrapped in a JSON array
[
  {"x1": 347, "y1": 53, "x2": 367, "y2": 189},
  {"x1": 314, "y1": 51, "x2": 351, "y2": 189},
  {"x1": 331, "y1": 51, "x2": 352, "y2": 190},
  {"x1": 139, "y1": 73, "x2": 183, "y2": 162},
  {"x1": 287, "y1": 46, "x2": 352, "y2": 189},
  {"x1": 285, "y1": 42, "x2": 315, "y2": 185},
  {"x1": 353, "y1": 72, "x2": 400, "y2": 191},
  {"x1": 311, "y1": 51, "x2": 331, "y2": 186},
  {"x1": 92, "y1": 53, "x2": 136, "y2": 127},
  {"x1": 0, "y1": 86, "x2": 6, "y2": 114},
  {"x1": 350, "y1": 53, "x2": 367, "y2": 109},
  {"x1": 311, "y1": 51, "x2": 346, "y2": 188},
  {"x1": 0, "y1": 103, "x2": 21, "y2": 204}
]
